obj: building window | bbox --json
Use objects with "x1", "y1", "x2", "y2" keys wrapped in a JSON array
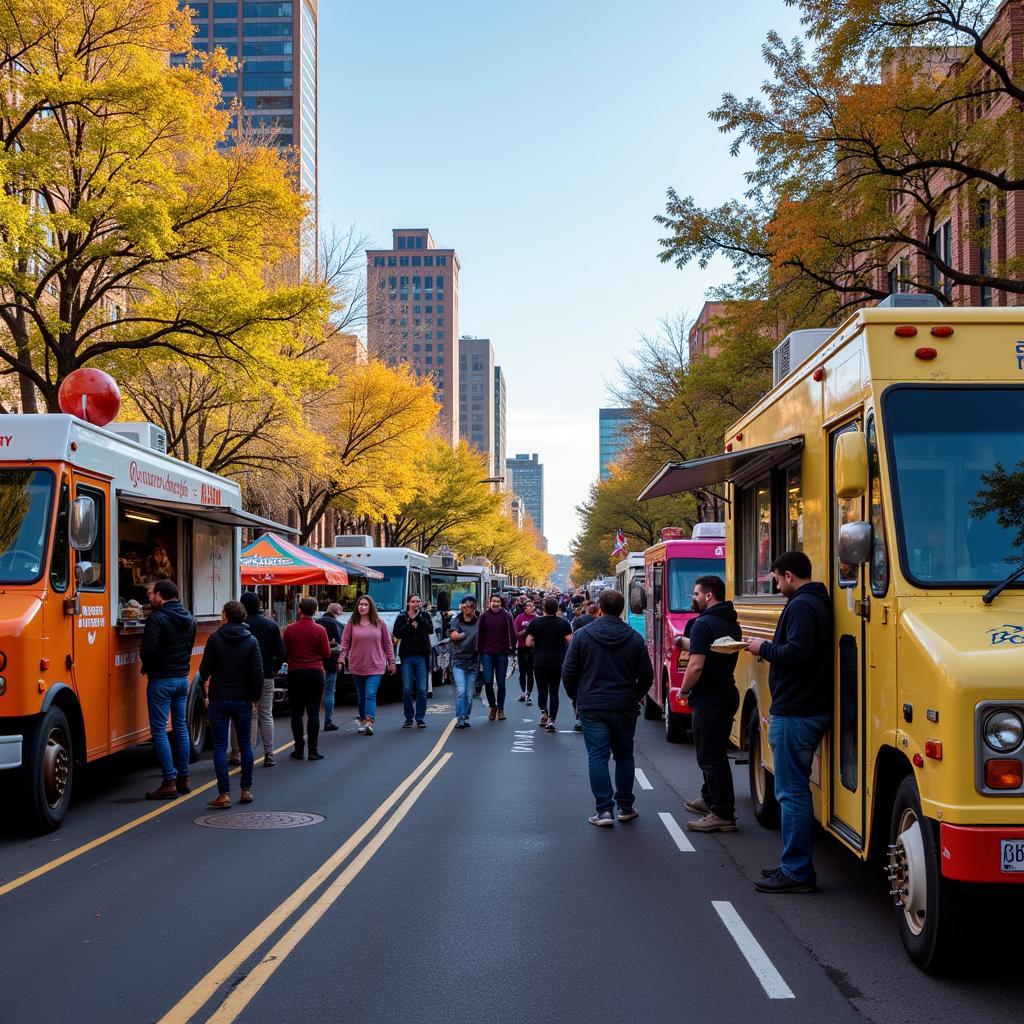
[
  {"x1": 399, "y1": 256, "x2": 409, "y2": 266},
  {"x1": 416, "y1": 236, "x2": 425, "y2": 249},
  {"x1": 397, "y1": 237, "x2": 406, "y2": 249},
  {"x1": 387, "y1": 256, "x2": 396, "y2": 266},
  {"x1": 412, "y1": 255, "x2": 421, "y2": 266},
  {"x1": 978, "y1": 198, "x2": 992, "y2": 306},
  {"x1": 243, "y1": 2, "x2": 293, "y2": 15},
  {"x1": 374, "y1": 257, "x2": 384, "y2": 267},
  {"x1": 931, "y1": 219, "x2": 953, "y2": 300},
  {"x1": 437, "y1": 256, "x2": 447, "y2": 265},
  {"x1": 424, "y1": 256, "x2": 434, "y2": 266}
]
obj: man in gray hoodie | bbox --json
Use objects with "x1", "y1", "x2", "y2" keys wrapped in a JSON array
[
  {"x1": 562, "y1": 590, "x2": 653, "y2": 827},
  {"x1": 449, "y1": 597, "x2": 480, "y2": 729}
]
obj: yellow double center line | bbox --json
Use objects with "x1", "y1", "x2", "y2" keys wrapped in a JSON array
[{"x1": 159, "y1": 718, "x2": 456, "y2": 1024}]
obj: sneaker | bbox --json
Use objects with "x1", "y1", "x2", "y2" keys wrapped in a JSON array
[
  {"x1": 324, "y1": 722, "x2": 339, "y2": 732},
  {"x1": 755, "y1": 870, "x2": 817, "y2": 894},
  {"x1": 526, "y1": 697, "x2": 533, "y2": 706},
  {"x1": 573, "y1": 721, "x2": 582, "y2": 732},
  {"x1": 263, "y1": 755, "x2": 276, "y2": 767},
  {"x1": 518, "y1": 693, "x2": 526, "y2": 702},
  {"x1": 357, "y1": 723, "x2": 366, "y2": 734},
  {"x1": 417, "y1": 721, "x2": 426, "y2": 729},
  {"x1": 589, "y1": 810, "x2": 615, "y2": 827},
  {"x1": 684, "y1": 797, "x2": 710, "y2": 815},
  {"x1": 463, "y1": 718, "x2": 472, "y2": 728},
  {"x1": 455, "y1": 718, "x2": 465, "y2": 729},
  {"x1": 539, "y1": 712, "x2": 549, "y2": 726},
  {"x1": 403, "y1": 720, "x2": 414, "y2": 729},
  {"x1": 544, "y1": 721, "x2": 556, "y2": 732},
  {"x1": 307, "y1": 752, "x2": 324, "y2": 761},
  {"x1": 488, "y1": 706, "x2": 497, "y2": 722},
  {"x1": 616, "y1": 807, "x2": 639, "y2": 822},
  {"x1": 686, "y1": 812, "x2": 737, "y2": 833},
  {"x1": 497, "y1": 709, "x2": 506, "y2": 721},
  {"x1": 365, "y1": 721, "x2": 374, "y2": 736}
]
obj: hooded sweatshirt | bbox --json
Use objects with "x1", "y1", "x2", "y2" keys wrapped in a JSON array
[
  {"x1": 759, "y1": 582, "x2": 834, "y2": 717},
  {"x1": 199, "y1": 622, "x2": 265, "y2": 702},
  {"x1": 561, "y1": 615, "x2": 653, "y2": 712},
  {"x1": 685, "y1": 600, "x2": 742, "y2": 708},
  {"x1": 141, "y1": 600, "x2": 197, "y2": 680}
]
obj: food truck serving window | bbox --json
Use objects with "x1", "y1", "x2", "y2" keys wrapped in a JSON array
[{"x1": 118, "y1": 504, "x2": 179, "y2": 618}]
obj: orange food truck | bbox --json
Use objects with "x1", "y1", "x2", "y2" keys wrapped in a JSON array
[{"x1": 0, "y1": 415, "x2": 288, "y2": 831}]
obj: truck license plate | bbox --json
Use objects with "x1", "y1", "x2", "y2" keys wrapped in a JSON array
[{"x1": 1000, "y1": 839, "x2": 1024, "y2": 872}]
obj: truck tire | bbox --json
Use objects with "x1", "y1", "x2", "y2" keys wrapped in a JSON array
[
  {"x1": 888, "y1": 775, "x2": 964, "y2": 972},
  {"x1": 18, "y1": 706, "x2": 75, "y2": 833},
  {"x1": 186, "y1": 678, "x2": 207, "y2": 763},
  {"x1": 643, "y1": 693, "x2": 661, "y2": 720},
  {"x1": 747, "y1": 714, "x2": 780, "y2": 828},
  {"x1": 664, "y1": 700, "x2": 688, "y2": 743}
]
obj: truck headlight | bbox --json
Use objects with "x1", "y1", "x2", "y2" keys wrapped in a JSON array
[{"x1": 984, "y1": 710, "x2": 1024, "y2": 752}]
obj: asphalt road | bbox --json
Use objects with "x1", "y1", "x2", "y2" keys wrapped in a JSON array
[{"x1": 0, "y1": 682, "x2": 1021, "y2": 1024}]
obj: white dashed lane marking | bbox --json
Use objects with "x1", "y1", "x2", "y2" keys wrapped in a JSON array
[
  {"x1": 657, "y1": 811, "x2": 695, "y2": 853},
  {"x1": 635, "y1": 769, "x2": 653, "y2": 790},
  {"x1": 712, "y1": 900, "x2": 795, "y2": 1000}
]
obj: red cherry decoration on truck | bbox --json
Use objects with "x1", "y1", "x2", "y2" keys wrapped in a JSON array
[{"x1": 58, "y1": 368, "x2": 121, "y2": 427}]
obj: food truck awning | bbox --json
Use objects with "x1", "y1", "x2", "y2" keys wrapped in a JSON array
[
  {"x1": 116, "y1": 492, "x2": 299, "y2": 536},
  {"x1": 637, "y1": 437, "x2": 804, "y2": 501},
  {"x1": 241, "y1": 533, "x2": 349, "y2": 586},
  {"x1": 298, "y1": 545, "x2": 385, "y2": 580}
]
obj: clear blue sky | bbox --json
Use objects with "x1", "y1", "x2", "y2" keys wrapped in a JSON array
[{"x1": 317, "y1": 0, "x2": 803, "y2": 553}]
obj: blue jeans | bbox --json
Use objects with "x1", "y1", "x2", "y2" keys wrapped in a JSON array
[
  {"x1": 400, "y1": 655, "x2": 428, "y2": 723},
  {"x1": 580, "y1": 709, "x2": 639, "y2": 812},
  {"x1": 481, "y1": 653, "x2": 509, "y2": 710},
  {"x1": 452, "y1": 661, "x2": 478, "y2": 720},
  {"x1": 210, "y1": 700, "x2": 254, "y2": 794},
  {"x1": 768, "y1": 714, "x2": 829, "y2": 882},
  {"x1": 147, "y1": 676, "x2": 190, "y2": 781},
  {"x1": 324, "y1": 670, "x2": 338, "y2": 725},
  {"x1": 353, "y1": 674, "x2": 383, "y2": 720}
]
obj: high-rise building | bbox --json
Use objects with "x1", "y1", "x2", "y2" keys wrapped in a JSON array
[
  {"x1": 599, "y1": 407, "x2": 635, "y2": 481},
  {"x1": 367, "y1": 229, "x2": 461, "y2": 442},
  {"x1": 493, "y1": 365, "x2": 506, "y2": 487},
  {"x1": 177, "y1": 1, "x2": 318, "y2": 204},
  {"x1": 506, "y1": 453, "x2": 544, "y2": 536},
  {"x1": 457, "y1": 337, "x2": 494, "y2": 473}
]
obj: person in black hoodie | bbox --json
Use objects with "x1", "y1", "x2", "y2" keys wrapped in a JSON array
[
  {"x1": 744, "y1": 551, "x2": 833, "y2": 894},
  {"x1": 676, "y1": 575, "x2": 742, "y2": 833},
  {"x1": 141, "y1": 579, "x2": 197, "y2": 800},
  {"x1": 232, "y1": 592, "x2": 285, "y2": 767},
  {"x1": 562, "y1": 590, "x2": 653, "y2": 827},
  {"x1": 199, "y1": 601, "x2": 265, "y2": 808}
]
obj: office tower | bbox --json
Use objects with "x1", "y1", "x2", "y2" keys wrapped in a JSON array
[
  {"x1": 493, "y1": 365, "x2": 506, "y2": 488},
  {"x1": 367, "y1": 229, "x2": 461, "y2": 442},
  {"x1": 178, "y1": 2, "x2": 318, "y2": 206},
  {"x1": 457, "y1": 337, "x2": 495, "y2": 473},
  {"x1": 599, "y1": 407, "x2": 635, "y2": 481},
  {"x1": 506, "y1": 453, "x2": 544, "y2": 536}
]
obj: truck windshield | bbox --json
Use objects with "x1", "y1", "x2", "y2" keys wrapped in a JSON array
[
  {"x1": 885, "y1": 386, "x2": 1024, "y2": 586},
  {"x1": 667, "y1": 559, "x2": 727, "y2": 612},
  {"x1": 431, "y1": 572, "x2": 481, "y2": 608},
  {"x1": 0, "y1": 469, "x2": 54, "y2": 584},
  {"x1": 366, "y1": 567, "x2": 407, "y2": 611}
]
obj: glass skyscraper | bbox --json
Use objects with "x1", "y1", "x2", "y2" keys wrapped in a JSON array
[
  {"x1": 506, "y1": 453, "x2": 544, "y2": 537},
  {"x1": 599, "y1": 408, "x2": 634, "y2": 481}
]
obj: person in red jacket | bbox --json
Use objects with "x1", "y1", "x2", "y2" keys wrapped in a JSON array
[{"x1": 284, "y1": 596, "x2": 331, "y2": 761}]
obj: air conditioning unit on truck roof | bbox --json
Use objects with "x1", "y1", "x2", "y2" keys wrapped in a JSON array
[
  {"x1": 771, "y1": 329, "x2": 833, "y2": 387},
  {"x1": 106, "y1": 421, "x2": 167, "y2": 453}
]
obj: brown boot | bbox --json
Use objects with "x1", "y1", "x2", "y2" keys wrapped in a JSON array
[
  {"x1": 146, "y1": 780, "x2": 179, "y2": 801},
  {"x1": 239, "y1": 789, "x2": 253, "y2": 804},
  {"x1": 175, "y1": 777, "x2": 192, "y2": 795},
  {"x1": 207, "y1": 793, "x2": 231, "y2": 809},
  {"x1": 488, "y1": 706, "x2": 497, "y2": 721},
  {"x1": 497, "y1": 709, "x2": 506, "y2": 721}
]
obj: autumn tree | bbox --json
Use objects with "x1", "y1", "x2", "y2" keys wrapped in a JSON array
[{"x1": 0, "y1": 0, "x2": 328, "y2": 412}]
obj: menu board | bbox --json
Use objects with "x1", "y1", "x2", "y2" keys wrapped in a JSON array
[{"x1": 192, "y1": 521, "x2": 232, "y2": 618}]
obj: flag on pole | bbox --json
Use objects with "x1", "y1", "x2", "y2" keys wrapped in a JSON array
[{"x1": 611, "y1": 529, "x2": 629, "y2": 558}]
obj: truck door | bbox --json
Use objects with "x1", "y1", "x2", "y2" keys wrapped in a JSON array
[
  {"x1": 830, "y1": 422, "x2": 867, "y2": 847},
  {"x1": 652, "y1": 561, "x2": 665, "y2": 703}
]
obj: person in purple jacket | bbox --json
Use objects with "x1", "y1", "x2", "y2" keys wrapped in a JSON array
[{"x1": 477, "y1": 593, "x2": 516, "y2": 721}]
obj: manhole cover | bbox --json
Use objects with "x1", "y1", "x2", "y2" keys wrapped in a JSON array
[{"x1": 193, "y1": 811, "x2": 325, "y2": 830}]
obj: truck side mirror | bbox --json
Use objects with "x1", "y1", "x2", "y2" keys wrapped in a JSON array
[
  {"x1": 70, "y1": 496, "x2": 97, "y2": 551},
  {"x1": 838, "y1": 521, "x2": 872, "y2": 566},
  {"x1": 835, "y1": 431, "x2": 868, "y2": 498},
  {"x1": 629, "y1": 581, "x2": 647, "y2": 615}
]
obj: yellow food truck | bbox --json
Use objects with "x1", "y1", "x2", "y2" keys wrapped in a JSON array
[{"x1": 640, "y1": 298, "x2": 1024, "y2": 971}]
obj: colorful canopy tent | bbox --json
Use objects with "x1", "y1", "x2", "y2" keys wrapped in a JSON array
[
  {"x1": 241, "y1": 533, "x2": 350, "y2": 586},
  {"x1": 296, "y1": 544, "x2": 385, "y2": 581}
]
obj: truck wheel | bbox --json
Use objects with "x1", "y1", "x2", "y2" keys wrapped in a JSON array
[
  {"x1": 19, "y1": 707, "x2": 75, "y2": 833},
  {"x1": 643, "y1": 694, "x2": 661, "y2": 720},
  {"x1": 664, "y1": 700, "x2": 687, "y2": 743},
  {"x1": 747, "y1": 714, "x2": 780, "y2": 828},
  {"x1": 888, "y1": 775, "x2": 964, "y2": 972},
  {"x1": 186, "y1": 680, "x2": 207, "y2": 763}
]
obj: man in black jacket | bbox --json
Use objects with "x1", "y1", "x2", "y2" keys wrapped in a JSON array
[
  {"x1": 141, "y1": 579, "x2": 197, "y2": 800},
  {"x1": 677, "y1": 575, "x2": 742, "y2": 833},
  {"x1": 200, "y1": 601, "x2": 265, "y2": 808},
  {"x1": 744, "y1": 551, "x2": 833, "y2": 893},
  {"x1": 393, "y1": 595, "x2": 435, "y2": 728},
  {"x1": 233, "y1": 592, "x2": 285, "y2": 766},
  {"x1": 562, "y1": 590, "x2": 653, "y2": 827}
]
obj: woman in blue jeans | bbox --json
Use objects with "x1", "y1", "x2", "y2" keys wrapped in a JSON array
[
  {"x1": 340, "y1": 596, "x2": 395, "y2": 736},
  {"x1": 393, "y1": 594, "x2": 434, "y2": 728}
]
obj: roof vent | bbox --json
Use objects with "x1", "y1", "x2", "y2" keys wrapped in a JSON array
[
  {"x1": 772, "y1": 329, "x2": 833, "y2": 386},
  {"x1": 334, "y1": 534, "x2": 374, "y2": 548},
  {"x1": 106, "y1": 422, "x2": 167, "y2": 453},
  {"x1": 876, "y1": 292, "x2": 942, "y2": 308},
  {"x1": 691, "y1": 522, "x2": 726, "y2": 539}
]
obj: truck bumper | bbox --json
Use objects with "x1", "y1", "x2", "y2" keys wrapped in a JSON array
[
  {"x1": 0, "y1": 734, "x2": 23, "y2": 770},
  {"x1": 940, "y1": 823, "x2": 1024, "y2": 882}
]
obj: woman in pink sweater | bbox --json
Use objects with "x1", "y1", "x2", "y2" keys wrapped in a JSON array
[{"x1": 340, "y1": 596, "x2": 395, "y2": 736}]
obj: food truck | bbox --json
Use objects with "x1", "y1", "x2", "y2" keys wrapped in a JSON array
[{"x1": 0, "y1": 415, "x2": 287, "y2": 831}]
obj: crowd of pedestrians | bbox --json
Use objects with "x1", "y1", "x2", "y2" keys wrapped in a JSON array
[{"x1": 139, "y1": 554, "x2": 833, "y2": 896}]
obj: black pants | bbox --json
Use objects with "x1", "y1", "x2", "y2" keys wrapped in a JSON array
[
  {"x1": 288, "y1": 669, "x2": 325, "y2": 755},
  {"x1": 692, "y1": 702, "x2": 737, "y2": 820},
  {"x1": 534, "y1": 665, "x2": 561, "y2": 721},
  {"x1": 517, "y1": 648, "x2": 535, "y2": 695}
]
